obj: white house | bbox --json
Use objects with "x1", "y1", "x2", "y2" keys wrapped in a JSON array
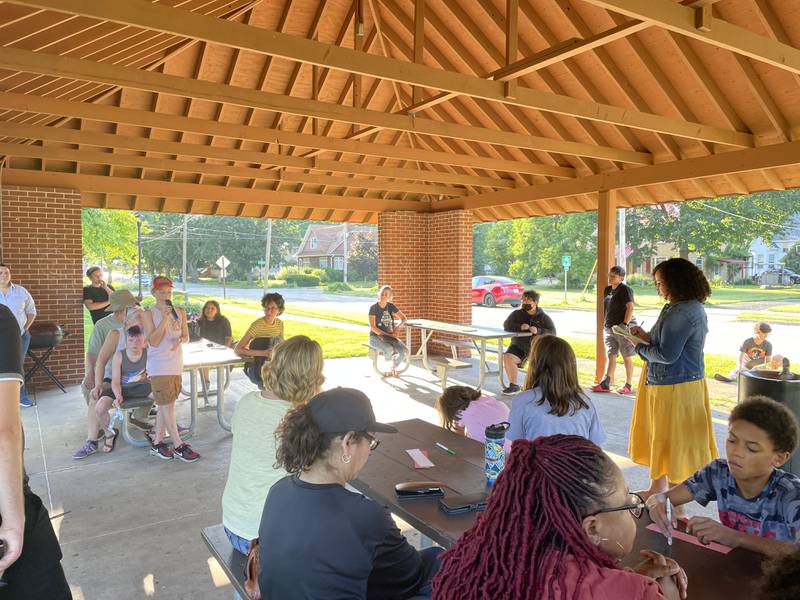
[{"x1": 749, "y1": 215, "x2": 800, "y2": 277}]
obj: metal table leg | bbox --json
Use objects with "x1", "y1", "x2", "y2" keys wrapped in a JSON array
[
  {"x1": 477, "y1": 339, "x2": 487, "y2": 389},
  {"x1": 216, "y1": 364, "x2": 232, "y2": 432},
  {"x1": 497, "y1": 337, "x2": 507, "y2": 389},
  {"x1": 188, "y1": 368, "x2": 198, "y2": 435}
]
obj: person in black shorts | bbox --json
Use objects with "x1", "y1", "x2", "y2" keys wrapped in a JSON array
[
  {"x1": 501, "y1": 290, "x2": 556, "y2": 395},
  {"x1": 82, "y1": 266, "x2": 115, "y2": 325},
  {"x1": 0, "y1": 304, "x2": 72, "y2": 600},
  {"x1": 593, "y1": 266, "x2": 636, "y2": 395}
]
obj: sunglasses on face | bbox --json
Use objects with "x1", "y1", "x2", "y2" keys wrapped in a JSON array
[{"x1": 586, "y1": 493, "x2": 646, "y2": 520}]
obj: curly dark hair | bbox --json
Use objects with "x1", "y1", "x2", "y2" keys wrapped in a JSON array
[
  {"x1": 757, "y1": 546, "x2": 800, "y2": 600},
  {"x1": 730, "y1": 395, "x2": 799, "y2": 454},
  {"x1": 261, "y1": 292, "x2": 285, "y2": 314},
  {"x1": 653, "y1": 258, "x2": 711, "y2": 303}
]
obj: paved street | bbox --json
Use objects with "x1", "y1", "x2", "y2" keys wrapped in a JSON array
[{"x1": 184, "y1": 283, "x2": 799, "y2": 360}]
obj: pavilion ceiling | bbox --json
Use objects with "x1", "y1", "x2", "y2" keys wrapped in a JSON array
[{"x1": 0, "y1": 0, "x2": 798, "y2": 223}]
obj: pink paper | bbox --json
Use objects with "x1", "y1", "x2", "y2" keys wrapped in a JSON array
[
  {"x1": 646, "y1": 523, "x2": 733, "y2": 554},
  {"x1": 406, "y1": 448, "x2": 435, "y2": 469}
]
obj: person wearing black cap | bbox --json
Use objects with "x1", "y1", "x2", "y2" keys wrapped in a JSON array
[{"x1": 258, "y1": 387, "x2": 442, "y2": 599}]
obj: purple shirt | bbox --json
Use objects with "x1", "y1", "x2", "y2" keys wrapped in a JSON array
[{"x1": 456, "y1": 396, "x2": 510, "y2": 443}]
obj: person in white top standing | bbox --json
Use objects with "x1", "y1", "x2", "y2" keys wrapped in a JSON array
[
  {"x1": 0, "y1": 264, "x2": 36, "y2": 408},
  {"x1": 141, "y1": 276, "x2": 199, "y2": 463}
]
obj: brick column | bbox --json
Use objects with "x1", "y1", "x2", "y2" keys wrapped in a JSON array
[
  {"x1": 1, "y1": 185, "x2": 84, "y2": 389},
  {"x1": 378, "y1": 210, "x2": 472, "y2": 356}
]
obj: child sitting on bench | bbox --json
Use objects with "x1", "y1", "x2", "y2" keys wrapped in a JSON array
[{"x1": 648, "y1": 395, "x2": 800, "y2": 556}]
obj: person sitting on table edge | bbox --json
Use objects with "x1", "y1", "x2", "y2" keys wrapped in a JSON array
[
  {"x1": 714, "y1": 322, "x2": 783, "y2": 383},
  {"x1": 501, "y1": 289, "x2": 556, "y2": 396},
  {"x1": 368, "y1": 284, "x2": 408, "y2": 377},
  {"x1": 234, "y1": 292, "x2": 285, "y2": 388},
  {"x1": 432, "y1": 434, "x2": 687, "y2": 600},
  {"x1": 648, "y1": 395, "x2": 800, "y2": 557},
  {"x1": 258, "y1": 387, "x2": 443, "y2": 599}
]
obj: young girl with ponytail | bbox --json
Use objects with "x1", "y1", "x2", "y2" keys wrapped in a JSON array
[{"x1": 432, "y1": 435, "x2": 688, "y2": 600}]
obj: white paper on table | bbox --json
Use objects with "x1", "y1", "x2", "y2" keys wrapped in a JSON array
[{"x1": 406, "y1": 448, "x2": 435, "y2": 469}]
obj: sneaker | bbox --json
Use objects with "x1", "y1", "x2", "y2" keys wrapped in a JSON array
[
  {"x1": 713, "y1": 373, "x2": 734, "y2": 383},
  {"x1": 616, "y1": 383, "x2": 634, "y2": 395},
  {"x1": 150, "y1": 442, "x2": 173, "y2": 460},
  {"x1": 128, "y1": 415, "x2": 152, "y2": 432},
  {"x1": 591, "y1": 376, "x2": 611, "y2": 393},
  {"x1": 173, "y1": 443, "x2": 200, "y2": 463},
  {"x1": 72, "y1": 440, "x2": 98, "y2": 460},
  {"x1": 19, "y1": 396, "x2": 34, "y2": 408},
  {"x1": 501, "y1": 383, "x2": 521, "y2": 396}
]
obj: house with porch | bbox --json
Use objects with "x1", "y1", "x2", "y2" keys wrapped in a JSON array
[{"x1": 296, "y1": 224, "x2": 376, "y2": 271}]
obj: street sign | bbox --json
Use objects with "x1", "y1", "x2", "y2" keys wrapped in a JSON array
[
  {"x1": 216, "y1": 255, "x2": 231, "y2": 270},
  {"x1": 257, "y1": 258, "x2": 266, "y2": 267},
  {"x1": 562, "y1": 255, "x2": 572, "y2": 269}
]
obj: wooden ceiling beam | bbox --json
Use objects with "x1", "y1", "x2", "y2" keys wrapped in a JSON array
[
  {"x1": 0, "y1": 91, "x2": 567, "y2": 179},
  {"x1": 0, "y1": 119, "x2": 499, "y2": 188},
  {"x1": 0, "y1": 142, "x2": 462, "y2": 196},
  {"x1": 582, "y1": 0, "x2": 800, "y2": 76},
  {"x1": 438, "y1": 141, "x2": 800, "y2": 211},
  {"x1": 0, "y1": 48, "x2": 631, "y2": 166},
  {"x1": 9, "y1": 0, "x2": 751, "y2": 147},
  {"x1": 1, "y1": 167, "x2": 424, "y2": 213}
]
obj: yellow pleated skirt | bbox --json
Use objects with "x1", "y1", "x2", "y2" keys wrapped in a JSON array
[{"x1": 628, "y1": 364, "x2": 719, "y2": 483}]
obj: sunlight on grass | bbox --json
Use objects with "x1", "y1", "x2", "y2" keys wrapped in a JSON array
[{"x1": 736, "y1": 311, "x2": 800, "y2": 324}]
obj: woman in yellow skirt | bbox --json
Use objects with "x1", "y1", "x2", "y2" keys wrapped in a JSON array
[{"x1": 628, "y1": 258, "x2": 718, "y2": 497}]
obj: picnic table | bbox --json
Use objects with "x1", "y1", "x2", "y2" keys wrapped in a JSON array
[
  {"x1": 182, "y1": 340, "x2": 243, "y2": 433},
  {"x1": 352, "y1": 419, "x2": 763, "y2": 600},
  {"x1": 404, "y1": 319, "x2": 530, "y2": 388}
]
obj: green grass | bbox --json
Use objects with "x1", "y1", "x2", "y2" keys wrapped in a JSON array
[
  {"x1": 768, "y1": 304, "x2": 800, "y2": 313},
  {"x1": 535, "y1": 285, "x2": 800, "y2": 311},
  {"x1": 190, "y1": 295, "x2": 369, "y2": 326},
  {"x1": 736, "y1": 311, "x2": 800, "y2": 324}
]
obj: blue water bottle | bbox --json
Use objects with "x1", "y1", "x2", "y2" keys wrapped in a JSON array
[{"x1": 485, "y1": 422, "x2": 509, "y2": 485}]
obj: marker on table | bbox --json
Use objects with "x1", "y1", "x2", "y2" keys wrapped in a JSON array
[
  {"x1": 665, "y1": 497, "x2": 673, "y2": 546},
  {"x1": 435, "y1": 442, "x2": 456, "y2": 455}
]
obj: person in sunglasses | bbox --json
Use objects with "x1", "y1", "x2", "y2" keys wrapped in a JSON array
[
  {"x1": 432, "y1": 435, "x2": 688, "y2": 600},
  {"x1": 258, "y1": 388, "x2": 442, "y2": 599}
]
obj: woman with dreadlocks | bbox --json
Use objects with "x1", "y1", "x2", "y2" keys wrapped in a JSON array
[{"x1": 431, "y1": 435, "x2": 688, "y2": 600}]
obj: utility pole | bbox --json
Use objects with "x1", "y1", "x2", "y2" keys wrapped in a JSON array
[
  {"x1": 342, "y1": 222, "x2": 348, "y2": 284},
  {"x1": 263, "y1": 218, "x2": 273, "y2": 294},
  {"x1": 182, "y1": 213, "x2": 189, "y2": 304},
  {"x1": 617, "y1": 208, "x2": 626, "y2": 270}
]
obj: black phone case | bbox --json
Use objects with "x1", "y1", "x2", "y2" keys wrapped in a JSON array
[
  {"x1": 438, "y1": 492, "x2": 488, "y2": 514},
  {"x1": 395, "y1": 486, "x2": 445, "y2": 499}
]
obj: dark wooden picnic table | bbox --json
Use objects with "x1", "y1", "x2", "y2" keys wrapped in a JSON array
[{"x1": 352, "y1": 419, "x2": 764, "y2": 600}]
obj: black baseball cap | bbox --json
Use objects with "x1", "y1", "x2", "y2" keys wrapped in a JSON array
[{"x1": 308, "y1": 388, "x2": 397, "y2": 434}]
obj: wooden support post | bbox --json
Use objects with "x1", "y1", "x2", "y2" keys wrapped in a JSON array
[
  {"x1": 413, "y1": 0, "x2": 424, "y2": 106},
  {"x1": 595, "y1": 189, "x2": 616, "y2": 382},
  {"x1": 505, "y1": 0, "x2": 519, "y2": 99}
]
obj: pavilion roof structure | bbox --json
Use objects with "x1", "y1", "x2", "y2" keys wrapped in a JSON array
[{"x1": 0, "y1": 0, "x2": 799, "y2": 224}]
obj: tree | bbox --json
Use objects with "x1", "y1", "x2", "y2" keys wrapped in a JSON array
[
  {"x1": 81, "y1": 208, "x2": 138, "y2": 282},
  {"x1": 784, "y1": 243, "x2": 800, "y2": 273},
  {"x1": 348, "y1": 231, "x2": 378, "y2": 281}
]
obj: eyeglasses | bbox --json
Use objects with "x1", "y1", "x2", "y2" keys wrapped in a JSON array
[
  {"x1": 586, "y1": 493, "x2": 646, "y2": 520},
  {"x1": 362, "y1": 433, "x2": 381, "y2": 451}
]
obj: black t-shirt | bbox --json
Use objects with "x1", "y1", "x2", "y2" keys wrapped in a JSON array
[
  {"x1": 198, "y1": 315, "x2": 232, "y2": 345},
  {"x1": 259, "y1": 475, "x2": 429, "y2": 600},
  {"x1": 603, "y1": 283, "x2": 634, "y2": 328},
  {"x1": 0, "y1": 304, "x2": 27, "y2": 493},
  {"x1": 740, "y1": 337, "x2": 773, "y2": 369},
  {"x1": 369, "y1": 302, "x2": 399, "y2": 335},
  {"x1": 83, "y1": 284, "x2": 115, "y2": 324},
  {"x1": 503, "y1": 307, "x2": 557, "y2": 353}
]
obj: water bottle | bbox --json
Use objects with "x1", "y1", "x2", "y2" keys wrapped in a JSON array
[
  {"x1": 485, "y1": 422, "x2": 510, "y2": 485},
  {"x1": 109, "y1": 408, "x2": 124, "y2": 432}
]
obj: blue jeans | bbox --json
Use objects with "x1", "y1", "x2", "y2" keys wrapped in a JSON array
[
  {"x1": 369, "y1": 333, "x2": 407, "y2": 367},
  {"x1": 20, "y1": 329, "x2": 30, "y2": 403},
  {"x1": 413, "y1": 546, "x2": 444, "y2": 597},
  {"x1": 224, "y1": 527, "x2": 252, "y2": 600}
]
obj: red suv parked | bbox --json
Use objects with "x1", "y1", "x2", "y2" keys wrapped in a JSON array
[{"x1": 472, "y1": 276, "x2": 524, "y2": 307}]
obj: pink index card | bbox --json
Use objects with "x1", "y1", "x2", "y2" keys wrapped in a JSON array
[
  {"x1": 646, "y1": 523, "x2": 733, "y2": 554},
  {"x1": 406, "y1": 448, "x2": 435, "y2": 469}
]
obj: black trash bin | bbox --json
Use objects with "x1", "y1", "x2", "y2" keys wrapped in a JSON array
[{"x1": 738, "y1": 365, "x2": 800, "y2": 476}]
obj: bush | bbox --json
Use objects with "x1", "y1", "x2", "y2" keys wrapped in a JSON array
[
  {"x1": 139, "y1": 297, "x2": 204, "y2": 318},
  {"x1": 326, "y1": 282, "x2": 354, "y2": 292},
  {"x1": 323, "y1": 268, "x2": 344, "y2": 283},
  {"x1": 709, "y1": 276, "x2": 733, "y2": 288},
  {"x1": 626, "y1": 273, "x2": 653, "y2": 287}
]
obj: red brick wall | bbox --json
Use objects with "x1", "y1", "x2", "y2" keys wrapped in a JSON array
[
  {"x1": 378, "y1": 210, "x2": 472, "y2": 355},
  {"x1": 1, "y1": 185, "x2": 84, "y2": 389}
]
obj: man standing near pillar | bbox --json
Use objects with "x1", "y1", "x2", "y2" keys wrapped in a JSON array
[
  {"x1": 592, "y1": 266, "x2": 636, "y2": 395},
  {"x1": 0, "y1": 264, "x2": 36, "y2": 408},
  {"x1": 82, "y1": 266, "x2": 114, "y2": 325}
]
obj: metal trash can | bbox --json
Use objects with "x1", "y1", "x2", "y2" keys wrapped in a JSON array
[{"x1": 738, "y1": 363, "x2": 800, "y2": 476}]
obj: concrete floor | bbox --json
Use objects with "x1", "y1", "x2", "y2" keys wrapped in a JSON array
[{"x1": 22, "y1": 355, "x2": 727, "y2": 599}]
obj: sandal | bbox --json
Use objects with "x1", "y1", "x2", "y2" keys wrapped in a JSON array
[{"x1": 102, "y1": 427, "x2": 119, "y2": 453}]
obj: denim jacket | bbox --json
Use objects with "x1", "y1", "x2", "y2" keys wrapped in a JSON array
[{"x1": 636, "y1": 300, "x2": 707, "y2": 386}]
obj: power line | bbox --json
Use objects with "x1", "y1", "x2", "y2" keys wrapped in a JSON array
[{"x1": 693, "y1": 201, "x2": 786, "y2": 228}]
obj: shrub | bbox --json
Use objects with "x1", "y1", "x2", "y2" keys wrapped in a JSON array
[
  {"x1": 326, "y1": 281, "x2": 354, "y2": 292},
  {"x1": 709, "y1": 276, "x2": 733, "y2": 288},
  {"x1": 139, "y1": 296, "x2": 203, "y2": 318},
  {"x1": 323, "y1": 268, "x2": 344, "y2": 283},
  {"x1": 626, "y1": 273, "x2": 653, "y2": 287}
]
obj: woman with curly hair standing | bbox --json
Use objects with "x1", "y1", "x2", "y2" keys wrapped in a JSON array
[{"x1": 628, "y1": 258, "x2": 718, "y2": 498}]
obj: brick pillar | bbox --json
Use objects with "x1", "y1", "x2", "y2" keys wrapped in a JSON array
[
  {"x1": 1, "y1": 185, "x2": 84, "y2": 389},
  {"x1": 378, "y1": 210, "x2": 472, "y2": 356}
]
